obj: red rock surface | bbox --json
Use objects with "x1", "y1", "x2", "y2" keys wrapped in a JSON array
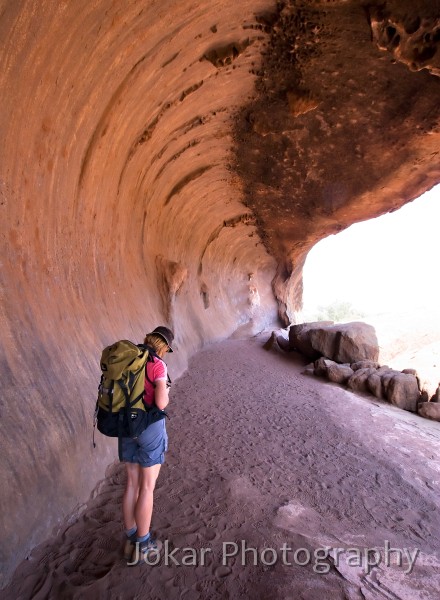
[{"x1": 1, "y1": 0, "x2": 439, "y2": 585}]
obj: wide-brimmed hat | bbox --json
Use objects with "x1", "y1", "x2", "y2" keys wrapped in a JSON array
[{"x1": 150, "y1": 326, "x2": 174, "y2": 352}]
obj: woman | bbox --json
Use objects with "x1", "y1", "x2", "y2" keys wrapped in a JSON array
[{"x1": 120, "y1": 325, "x2": 174, "y2": 565}]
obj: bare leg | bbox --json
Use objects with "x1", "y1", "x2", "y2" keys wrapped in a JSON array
[
  {"x1": 135, "y1": 464, "x2": 161, "y2": 537},
  {"x1": 123, "y1": 462, "x2": 140, "y2": 531}
]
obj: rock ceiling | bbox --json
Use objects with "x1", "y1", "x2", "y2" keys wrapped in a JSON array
[{"x1": 235, "y1": 0, "x2": 440, "y2": 318}]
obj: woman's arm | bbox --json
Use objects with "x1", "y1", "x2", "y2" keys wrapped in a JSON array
[{"x1": 154, "y1": 379, "x2": 169, "y2": 410}]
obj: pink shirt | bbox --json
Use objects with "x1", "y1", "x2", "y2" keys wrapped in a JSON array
[{"x1": 144, "y1": 356, "x2": 167, "y2": 406}]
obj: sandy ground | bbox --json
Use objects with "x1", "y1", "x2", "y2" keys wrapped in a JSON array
[{"x1": 4, "y1": 336, "x2": 440, "y2": 600}]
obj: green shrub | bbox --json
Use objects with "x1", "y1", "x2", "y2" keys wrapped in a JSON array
[{"x1": 315, "y1": 300, "x2": 365, "y2": 323}]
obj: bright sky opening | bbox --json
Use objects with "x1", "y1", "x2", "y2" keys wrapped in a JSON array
[{"x1": 302, "y1": 185, "x2": 440, "y2": 318}]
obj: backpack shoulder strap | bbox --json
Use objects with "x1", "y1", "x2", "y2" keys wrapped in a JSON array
[
  {"x1": 137, "y1": 345, "x2": 171, "y2": 387},
  {"x1": 139, "y1": 344, "x2": 158, "y2": 387}
]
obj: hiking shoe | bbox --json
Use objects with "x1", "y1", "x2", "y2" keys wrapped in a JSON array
[
  {"x1": 128, "y1": 537, "x2": 163, "y2": 566},
  {"x1": 123, "y1": 536, "x2": 136, "y2": 561}
]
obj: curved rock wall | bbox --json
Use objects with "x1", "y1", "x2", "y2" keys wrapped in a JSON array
[
  {"x1": 0, "y1": 0, "x2": 278, "y2": 583},
  {"x1": 1, "y1": 0, "x2": 440, "y2": 584}
]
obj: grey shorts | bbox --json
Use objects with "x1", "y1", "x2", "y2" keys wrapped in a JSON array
[{"x1": 119, "y1": 419, "x2": 168, "y2": 468}]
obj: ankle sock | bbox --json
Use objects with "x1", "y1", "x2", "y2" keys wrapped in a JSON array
[
  {"x1": 136, "y1": 532, "x2": 151, "y2": 544},
  {"x1": 125, "y1": 526, "x2": 137, "y2": 539}
]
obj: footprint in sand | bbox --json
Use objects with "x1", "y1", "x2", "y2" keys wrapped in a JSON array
[
  {"x1": 93, "y1": 536, "x2": 120, "y2": 552},
  {"x1": 195, "y1": 577, "x2": 224, "y2": 593},
  {"x1": 197, "y1": 526, "x2": 217, "y2": 541},
  {"x1": 223, "y1": 474, "x2": 265, "y2": 509},
  {"x1": 183, "y1": 504, "x2": 200, "y2": 517},
  {"x1": 214, "y1": 565, "x2": 232, "y2": 578},
  {"x1": 63, "y1": 572, "x2": 88, "y2": 588},
  {"x1": 203, "y1": 515, "x2": 229, "y2": 533}
]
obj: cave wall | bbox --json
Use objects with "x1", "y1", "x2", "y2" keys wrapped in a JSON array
[
  {"x1": 0, "y1": 0, "x2": 279, "y2": 583},
  {"x1": 1, "y1": 0, "x2": 439, "y2": 585}
]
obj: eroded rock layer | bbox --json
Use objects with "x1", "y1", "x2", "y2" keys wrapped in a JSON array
[
  {"x1": 1, "y1": 0, "x2": 439, "y2": 584},
  {"x1": 235, "y1": 0, "x2": 440, "y2": 321},
  {"x1": 0, "y1": 0, "x2": 279, "y2": 583}
]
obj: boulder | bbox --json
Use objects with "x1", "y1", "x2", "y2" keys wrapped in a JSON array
[
  {"x1": 420, "y1": 389, "x2": 430, "y2": 403},
  {"x1": 418, "y1": 402, "x2": 440, "y2": 421},
  {"x1": 431, "y1": 385, "x2": 440, "y2": 403},
  {"x1": 402, "y1": 368, "x2": 418, "y2": 377},
  {"x1": 302, "y1": 367, "x2": 315, "y2": 378},
  {"x1": 263, "y1": 331, "x2": 277, "y2": 351},
  {"x1": 288, "y1": 321, "x2": 379, "y2": 365},
  {"x1": 367, "y1": 372, "x2": 384, "y2": 399},
  {"x1": 277, "y1": 335, "x2": 291, "y2": 352},
  {"x1": 327, "y1": 363, "x2": 354, "y2": 384},
  {"x1": 314, "y1": 357, "x2": 337, "y2": 378},
  {"x1": 347, "y1": 368, "x2": 376, "y2": 393},
  {"x1": 387, "y1": 373, "x2": 421, "y2": 412},
  {"x1": 352, "y1": 360, "x2": 379, "y2": 371},
  {"x1": 380, "y1": 369, "x2": 401, "y2": 395},
  {"x1": 308, "y1": 322, "x2": 379, "y2": 364},
  {"x1": 419, "y1": 377, "x2": 439, "y2": 402},
  {"x1": 289, "y1": 321, "x2": 333, "y2": 360},
  {"x1": 402, "y1": 368, "x2": 425, "y2": 394}
]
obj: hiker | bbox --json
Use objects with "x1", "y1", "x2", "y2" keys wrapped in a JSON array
[{"x1": 121, "y1": 326, "x2": 174, "y2": 565}]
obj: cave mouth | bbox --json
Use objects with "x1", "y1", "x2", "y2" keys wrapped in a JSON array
[{"x1": 301, "y1": 184, "x2": 440, "y2": 370}]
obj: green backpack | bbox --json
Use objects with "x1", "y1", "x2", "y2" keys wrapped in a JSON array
[{"x1": 94, "y1": 340, "x2": 167, "y2": 440}]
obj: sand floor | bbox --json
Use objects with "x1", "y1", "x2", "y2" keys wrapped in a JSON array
[{"x1": 4, "y1": 336, "x2": 440, "y2": 600}]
